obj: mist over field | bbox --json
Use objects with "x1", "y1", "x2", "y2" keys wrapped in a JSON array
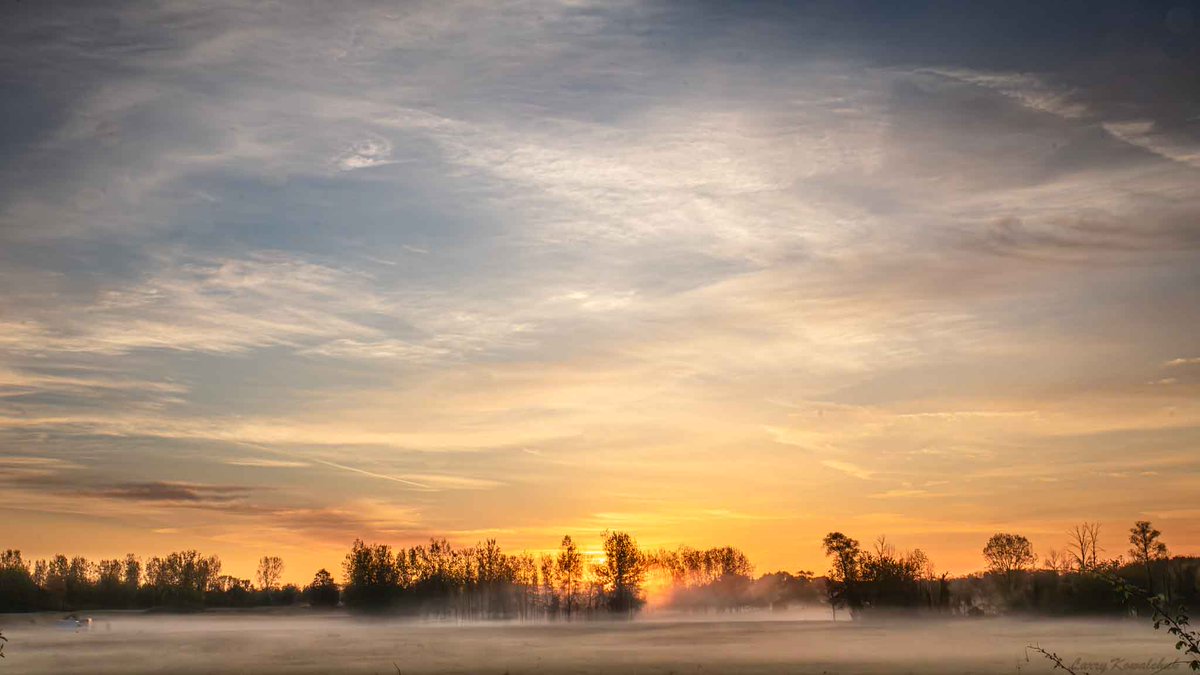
[{"x1": 0, "y1": 611, "x2": 1183, "y2": 675}]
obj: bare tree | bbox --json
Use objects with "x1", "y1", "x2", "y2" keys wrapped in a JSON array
[
  {"x1": 1043, "y1": 549, "x2": 1071, "y2": 573},
  {"x1": 1128, "y1": 521, "x2": 1168, "y2": 595},
  {"x1": 1067, "y1": 523, "x2": 1101, "y2": 572},
  {"x1": 256, "y1": 556, "x2": 284, "y2": 592}
]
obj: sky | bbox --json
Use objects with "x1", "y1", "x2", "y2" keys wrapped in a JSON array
[{"x1": 1, "y1": 1, "x2": 1198, "y2": 584}]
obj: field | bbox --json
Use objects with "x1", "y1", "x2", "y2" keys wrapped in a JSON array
[{"x1": 0, "y1": 610, "x2": 1182, "y2": 674}]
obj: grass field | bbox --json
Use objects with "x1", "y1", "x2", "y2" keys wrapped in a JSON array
[{"x1": 0, "y1": 610, "x2": 1180, "y2": 674}]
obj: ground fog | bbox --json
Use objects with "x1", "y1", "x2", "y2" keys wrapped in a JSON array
[{"x1": 0, "y1": 610, "x2": 1180, "y2": 674}]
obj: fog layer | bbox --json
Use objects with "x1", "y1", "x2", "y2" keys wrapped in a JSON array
[{"x1": 0, "y1": 611, "x2": 1179, "y2": 674}]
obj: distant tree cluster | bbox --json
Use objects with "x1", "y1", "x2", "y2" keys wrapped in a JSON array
[
  {"x1": 652, "y1": 545, "x2": 821, "y2": 612},
  {"x1": 820, "y1": 533, "x2": 943, "y2": 617},
  {"x1": 955, "y1": 521, "x2": 1194, "y2": 616},
  {"x1": 340, "y1": 531, "x2": 651, "y2": 618},
  {"x1": 807, "y1": 520, "x2": 1199, "y2": 619},
  {"x1": 0, "y1": 549, "x2": 316, "y2": 612},
  {"x1": 810, "y1": 521, "x2": 1199, "y2": 619}
]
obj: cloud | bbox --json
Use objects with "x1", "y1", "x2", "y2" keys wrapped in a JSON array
[
  {"x1": 223, "y1": 458, "x2": 310, "y2": 468},
  {"x1": 870, "y1": 489, "x2": 933, "y2": 499},
  {"x1": 1104, "y1": 121, "x2": 1200, "y2": 169},
  {"x1": 399, "y1": 474, "x2": 503, "y2": 490},
  {"x1": 821, "y1": 460, "x2": 875, "y2": 481},
  {"x1": 336, "y1": 137, "x2": 396, "y2": 171},
  {"x1": 94, "y1": 481, "x2": 253, "y2": 504}
]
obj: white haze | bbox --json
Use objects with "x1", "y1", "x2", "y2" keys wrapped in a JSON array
[{"x1": 0, "y1": 611, "x2": 1181, "y2": 674}]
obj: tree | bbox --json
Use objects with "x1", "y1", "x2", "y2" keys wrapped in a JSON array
[
  {"x1": 1044, "y1": 549, "x2": 1071, "y2": 573},
  {"x1": 556, "y1": 535, "x2": 583, "y2": 619},
  {"x1": 256, "y1": 556, "x2": 284, "y2": 592},
  {"x1": 145, "y1": 550, "x2": 221, "y2": 608},
  {"x1": 821, "y1": 532, "x2": 862, "y2": 618},
  {"x1": 539, "y1": 553, "x2": 560, "y2": 615},
  {"x1": 1068, "y1": 522, "x2": 1102, "y2": 572},
  {"x1": 96, "y1": 558, "x2": 125, "y2": 607},
  {"x1": 982, "y1": 533, "x2": 1036, "y2": 577},
  {"x1": 0, "y1": 550, "x2": 38, "y2": 611},
  {"x1": 122, "y1": 554, "x2": 141, "y2": 593},
  {"x1": 982, "y1": 532, "x2": 1036, "y2": 606},
  {"x1": 857, "y1": 537, "x2": 929, "y2": 609},
  {"x1": 1128, "y1": 521, "x2": 1169, "y2": 595},
  {"x1": 594, "y1": 531, "x2": 646, "y2": 615},
  {"x1": 342, "y1": 539, "x2": 398, "y2": 610}
]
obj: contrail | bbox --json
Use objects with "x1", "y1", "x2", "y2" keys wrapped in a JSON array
[{"x1": 228, "y1": 440, "x2": 432, "y2": 490}]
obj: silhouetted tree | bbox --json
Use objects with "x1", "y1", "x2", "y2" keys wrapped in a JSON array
[
  {"x1": 858, "y1": 536, "x2": 928, "y2": 609},
  {"x1": 210, "y1": 575, "x2": 254, "y2": 607},
  {"x1": 256, "y1": 556, "x2": 284, "y2": 596},
  {"x1": 982, "y1": 532, "x2": 1036, "y2": 606},
  {"x1": 594, "y1": 531, "x2": 646, "y2": 615},
  {"x1": 276, "y1": 583, "x2": 301, "y2": 605},
  {"x1": 983, "y1": 533, "x2": 1036, "y2": 577},
  {"x1": 556, "y1": 535, "x2": 584, "y2": 619},
  {"x1": 537, "y1": 553, "x2": 558, "y2": 613},
  {"x1": 822, "y1": 532, "x2": 862, "y2": 618},
  {"x1": 653, "y1": 545, "x2": 757, "y2": 612},
  {"x1": 123, "y1": 554, "x2": 141, "y2": 590},
  {"x1": 1068, "y1": 522, "x2": 1102, "y2": 572},
  {"x1": 1128, "y1": 521, "x2": 1169, "y2": 595},
  {"x1": 305, "y1": 568, "x2": 340, "y2": 607},
  {"x1": 747, "y1": 570, "x2": 821, "y2": 611},
  {"x1": 145, "y1": 550, "x2": 221, "y2": 608},
  {"x1": 96, "y1": 558, "x2": 126, "y2": 607},
  {"x1": 0, "y1": 550, "x2": 38, "y2": 611},
  {"x1": 1044, "y1": 548, "x2": 1071, "y2": 574},
  {"x1": 342, "y1": 539, "x2": 398, "y2": 610}
]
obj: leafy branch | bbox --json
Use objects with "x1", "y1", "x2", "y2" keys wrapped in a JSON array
[
  {"x1": 1027, "y1": 571, "x2": 1199, "y2": 674},
  {"x1": 1025, "y1": 643, "x2": 1085, "y2": 675},
  {"x1": 1103, "y1": 571, "x2": 1200, "y2": 671}
]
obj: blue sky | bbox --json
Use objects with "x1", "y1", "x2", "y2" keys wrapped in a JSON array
[{"x1": 1, "y1": 1, "x2": 1198, "y2": 580}]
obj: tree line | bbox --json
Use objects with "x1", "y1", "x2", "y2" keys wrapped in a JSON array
[
  {"x1": 0, "y1": 550, "x2": 332, "y2": 611},
  {"x1": 821, "y1": 519, "x2": 1197, "y2": 618},
  {"x1": 1, "y1": 521, "x2": 1194, "y2": 619}
]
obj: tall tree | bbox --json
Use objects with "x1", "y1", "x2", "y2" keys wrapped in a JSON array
[
  {"x1": 594, "y1": 531, "x2": 646, "y2": 615},
  {"x1": 256, "y1": 556, "x2": 285, "y2": 592},
  {"x1": 145, "y1": 550, "x2": 221, "y2": 608},
  {"x1": 342, "y1": 540, "x2": 398, "y2": 610},
  {"x1": 1128, "y1": 521, "x2": 1169, "y2": 595},
  {"x1": 538, "y1": 553, "x2": 560, "y2": 615},
  {"x1": 122, "y1": 554, "x2": 141, "y2": 591},
  {"x1": 821, "y1": 532, "x2": 862, "y2": 618},
  {"x1": 0, "y1": 550, "x2": 38, "y2": 611},
  {"x1": 556, "y1": 535, "x2": 583, "y2": 619},
  {"x1": 1068, "y1": 522, "x2": 1102, "y2": 572}
]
